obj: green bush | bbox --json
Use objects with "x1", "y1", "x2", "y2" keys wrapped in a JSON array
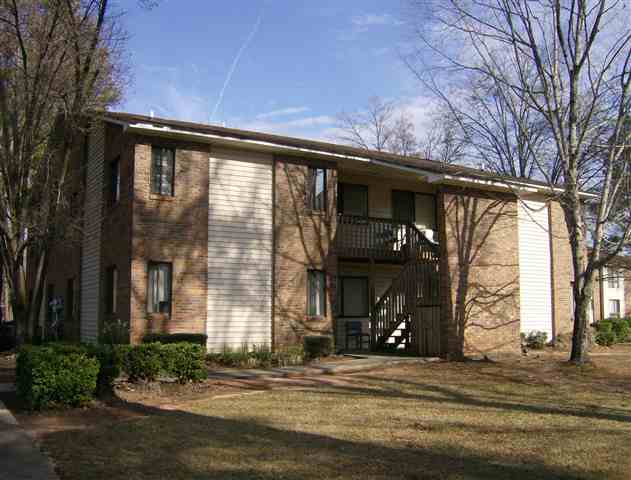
[
  {"x1": 524, "y1": 331, "x2": 548, "y2": 350},
  {"x1": 161, "y1": 342, "x2": 206, "y2": 383},
  {"x1": 274, "y1": 345, "x2": 305, "y2": 367},
  {"x1": 16, "y1": 346, "x2": 99, "y2": 410},
  {"x1": 120, "y1": 343, "x2": 162, "y2": 382},
  {"x1": 304, "y1": 336, "x2": 333, "y2": 359},
  {"x1": 85, "y1": 343, "x2": 125, "y2": 391},
  {"x1": 142, "y1": 333, "x2": 207, "y2": 347},
  {"x1": 206, "y1": 344, "x2": 305, "y2": 369},
  {"x1": 595, "y1": 321, "x2": 616, "y2": 346},
  {"x1": 611, "y1": 318, "x2": 630, "y2": 343}
]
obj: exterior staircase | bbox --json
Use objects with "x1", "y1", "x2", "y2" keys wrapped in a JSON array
[{"x1": 370, "y1": 225, "x2": 440, "y2": 354}]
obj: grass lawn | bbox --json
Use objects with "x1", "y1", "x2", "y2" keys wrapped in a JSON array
[{"x1": 11, "y1": 346, "x2": 631, "y2": 479}]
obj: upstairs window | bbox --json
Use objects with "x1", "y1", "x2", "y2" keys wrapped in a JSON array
[
  {"x1": 110, "y1": 156, "x2": 120, "y2": 204},
  {"x1": 607, "y1": 268, "x2": 621, "y2": 289},
  {"x1": 307, "y1": 167, "x2": 327, "y2": 211},
  {"x1": 307, "y1": 270, "x2": 326, "y2": 316},
  {"x1": 105, "y1": 266, "x2": 118, "y2": 314},
  {"x1": 147, "y1": 262, "x2": 172, "y2": 314},
  {"x1": 339, "y1": 183, "x2": 368, "y2": 217},
  {"x1": 151, "y1": 146, "x2": 175, "y2": 196}
]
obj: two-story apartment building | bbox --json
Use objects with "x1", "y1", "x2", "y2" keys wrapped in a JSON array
[{"x1": 43, "y1": 112, "x2": 591, "y2": 358}]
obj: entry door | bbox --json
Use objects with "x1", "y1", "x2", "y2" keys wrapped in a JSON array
[{"x1": 392, "y1": 191, "x2": 415, "y2": 223}]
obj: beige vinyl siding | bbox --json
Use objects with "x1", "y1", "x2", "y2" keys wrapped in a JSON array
[
  {"x1": 80, "y1": 124, "x2": 105, "y2": 343},
  {"x1": 518, "y1": 199, "x2": 553, "y2": 339},
  {"x1": 207, "y1": 147, "x2": 273, "y2": 351}
]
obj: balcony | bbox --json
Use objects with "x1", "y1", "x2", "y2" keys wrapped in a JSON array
[{"x1": 335, "y1": 214, "x2": 438, "y2": 263}]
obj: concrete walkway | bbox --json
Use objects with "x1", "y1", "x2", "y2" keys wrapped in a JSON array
[
  {"x1": 0, "y1": 401, "x2": 58, "y2": 480},
  {"x1": 207, "y1": 354, "x2": 440, "y2": 380}
]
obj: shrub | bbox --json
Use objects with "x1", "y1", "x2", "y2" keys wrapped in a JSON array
[
  {"x1": 100, "y1": 318, "x2": 130, "y2": 345},
  {"x1": 205, "y1": 344, "x2": 305, "y2": 369},
  {"x1": 524, "y1": 331, "x2": 548, "y2": 350},
  {"x1": 16, "y1": 346, "x2": 99, "y2": 410},
  {"x1": 304, "y1": 336, "x2": 333, "y2": 359},
  {"x1": 274, "y1": 345, "x2": 304, "y2": 367},
  {"x1": 611, "y1": 318, "x2": 630, "y2": 343},
  {"x1": 161, "y1": 342, "x2": 206, "y2": 383},
  {"x1": 595, "y1": 321, "x2": 616, "y2": 346},
  {"x1": 85, "y1": 343, "x2": 125, "y2": 391},
  {"x1": 120, "y1": 343, "x2": 162, "y2": 382},
  {"x1": 251, "y1": 344, "x2": 274, "y2": 368},
  {"x1": 142, "y1": 333, "x2": 207, "y2": 347},
  {"x1": 206, "y1": 345, "x2": 251, "y2": 368}
]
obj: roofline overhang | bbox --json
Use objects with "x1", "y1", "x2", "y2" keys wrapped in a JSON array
[{"x1": 105, "y1": 117, "x2": 597, "y2": 199}]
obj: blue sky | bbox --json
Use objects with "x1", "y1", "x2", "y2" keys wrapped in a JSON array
[{"x1": 120, "y1": 0, "x2": 435, "y2": 141}]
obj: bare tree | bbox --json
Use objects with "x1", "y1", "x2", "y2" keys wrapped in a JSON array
[
  {"x1": 336, "y1": 97, "x2": 399, "y2": 152},
  {"x1": 0, "y1": 0, "x2": 130, "y2": 342},
  {"x1": 417, "y1": 111, "x2": 466, "y2": 165},
  {"x1": 407, "y1": 0, "x2": 631, "y2": 363}
]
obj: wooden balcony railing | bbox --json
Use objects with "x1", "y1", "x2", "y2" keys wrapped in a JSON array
[{"x1": 335, "y1": 214, "x2": 439, "y2": 262}]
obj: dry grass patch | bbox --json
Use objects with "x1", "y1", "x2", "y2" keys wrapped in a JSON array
[{"x1": 14, "y1": 346, "x2": 631, "y2": 479}]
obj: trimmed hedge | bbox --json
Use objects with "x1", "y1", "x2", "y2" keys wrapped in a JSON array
[
  {"x1": 595, "y1": 318, "x2": 631, "y2": 346},
  {"x1": 523, "y1": 330, "x2": 548, "y2": 350},
  {"x1": 120, "y1": 343, "x2": 162, "y2": 382},
  {"x1": 16, "y1": 341, "x2": 207, "y2": 410},
  {"x1": 304, "y1": 336, "x2": 333, "y2": 359},
  {"x1": 161, "y1": 343, "x2": 206, "y2": 383},
  {"x1": 142, "y1": 333, "x2": 208, "y2": 347},
  {"x1": 117, "y1": 342, "x2": 206, "y2": 383},
  {"x1": 16, "y1": 346, "x2": 99, "y2": 410}
]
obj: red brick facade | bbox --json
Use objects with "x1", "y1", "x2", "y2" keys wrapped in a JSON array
[
  {"x1": 42, "y1": 117, "x2": 581, "y2": 358},
  {"x1": 129, "y1": 136, "x2": 209, "y2": 343},
  {"x1": 438, "y1": 188, "x2": 521, "y2": 358},
  {"x1": 273, "y1": 156, "x2": 337, "y2": 348}
]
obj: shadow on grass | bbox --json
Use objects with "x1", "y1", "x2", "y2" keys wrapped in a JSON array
[
  {"x1": 321, "y1": 374, "x2": 631, "y2": 424},
  {"x1": 36, "y1": 393, "x2": 610, "y2": 480}
]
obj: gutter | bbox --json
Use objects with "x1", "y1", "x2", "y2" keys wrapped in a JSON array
[{"x1": 107, "y1": 117, "x2": 596, "y2": 199}]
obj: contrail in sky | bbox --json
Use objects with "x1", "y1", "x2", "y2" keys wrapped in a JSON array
[{"x1": 211, "y1": 11, "x2": 263, "y2": 122}]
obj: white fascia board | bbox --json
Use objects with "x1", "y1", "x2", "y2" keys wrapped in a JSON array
[
  {"x1": 112, "y1": 118, "x2": 596, "y2": 197},
  {"x1": 116, "y1": 120, "x2": 429, "y2": 177},
  {"x1": 426, "y1": 172, "x2": 597, "y2": 199}
]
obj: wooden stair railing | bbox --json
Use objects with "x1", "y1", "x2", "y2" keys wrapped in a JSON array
[{"x1": 370, "y1": 226, "x2": 439, "y2": 351}]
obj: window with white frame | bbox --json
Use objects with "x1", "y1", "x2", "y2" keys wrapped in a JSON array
[
  {"x1": 307, "y1": 270, "x2": 326, "y2": 316},
  {"x1": 607, "y1": 268, "x2": 621, "y2": 289},
  {"x1": 147, "y1": 262, "x2": 172, "y2": 314},
  {"x1": 609, "y1": 299, "x2": 621, "y2": 317}
]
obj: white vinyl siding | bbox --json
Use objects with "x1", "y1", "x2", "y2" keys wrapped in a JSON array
[
  {"x1": 602, "y1": 267, "x2": 625, "y2": 318},
  {"x1": 207, "y1": 148, "x2": 273, "y2": 351},
  {"x1": 80, "y1": 125, "x2": 105, "y2": 343},
  {"x1": 518, "y1": 200, "x2": 553, "y2": 339}
]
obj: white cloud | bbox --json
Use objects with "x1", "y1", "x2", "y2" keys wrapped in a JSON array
[
  {"x1": 232, "y1": 114, "x2": 336, "y2": 140},
  {"x1": 256, "y1": 106, "x2": 310, "y2": 119},
  {"x1": 351, "y1": 13, "x2": 403, "y2": 29}
]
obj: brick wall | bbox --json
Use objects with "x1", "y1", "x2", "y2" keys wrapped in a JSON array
[
  {"x1": 438, "y1": 188, "x2": 521, "y2": 358},
  {"x1": 44, "y1": 137, "x2": 87, "y2": 341},
  {"x1": 99, "y1": 123, "x2": 134, "y2": 341},
  {"x1": 273, "y1": 156, "x2": 337, "y2": 348},
  {"x1": 129, "y1": 136, "x2": 209, "y2": 343}
]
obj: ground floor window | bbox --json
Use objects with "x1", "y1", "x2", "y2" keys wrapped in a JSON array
[
  {"x1": 609, "y1": 299, "x2": 621, "y2": 318},
  {"x1": 339, "y1": 276, "x2": 369, "y2": 317},
  {"x1": 307, "y1": 270, "x2": 326, "y2": 316},
  {"x1": 147, "y1": 262, "x2": 172, "y2": 314},
  {"x1": 105, "y1": 266, "x2": 118, "y2": 314}
]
